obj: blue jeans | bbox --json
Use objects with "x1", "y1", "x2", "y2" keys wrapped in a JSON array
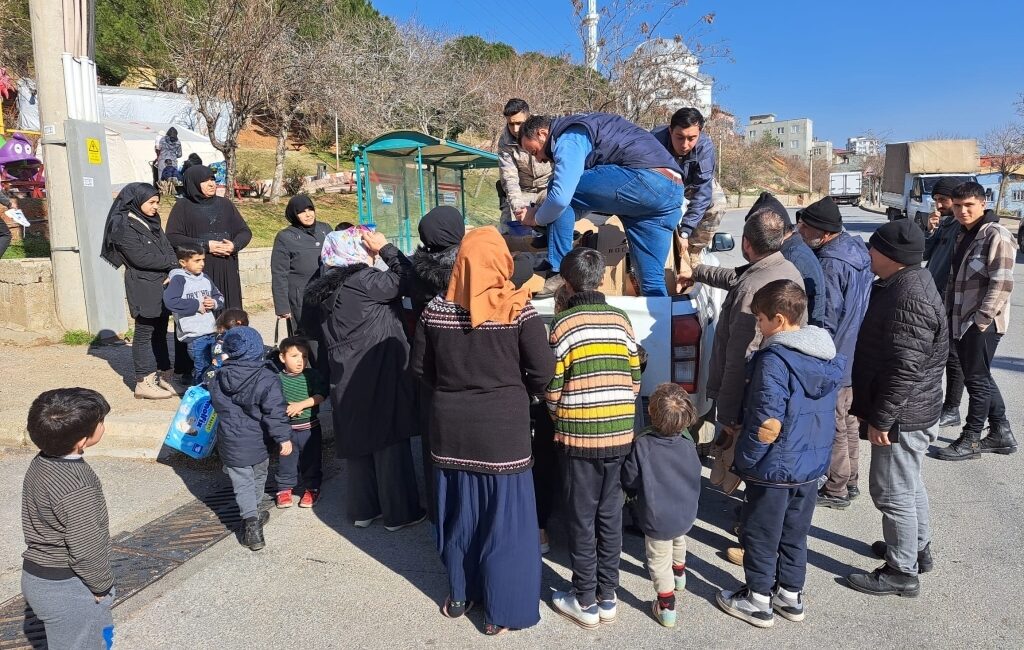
[
  {"x1": 546, "y1": 166, "x2": 684, "y2": 296},
  {"x1": 187, "y1": 333, "x2": 217, "y2": 385}
]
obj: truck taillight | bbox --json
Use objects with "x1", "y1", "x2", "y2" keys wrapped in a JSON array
[{"x1": 672, "y1": 314, "x2": 701, "y2": 393}]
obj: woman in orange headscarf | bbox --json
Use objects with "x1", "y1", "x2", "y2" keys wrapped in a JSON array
[{"x1": 411, "y1": 227, "x2": 554, "y2": 636}]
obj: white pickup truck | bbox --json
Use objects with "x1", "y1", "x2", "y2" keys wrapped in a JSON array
[{"x1": 530, "y1": 220, "x2": 733, "y2": 442}]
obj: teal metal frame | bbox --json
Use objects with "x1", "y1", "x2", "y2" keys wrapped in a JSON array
[{"x1": 352, "y1": 130, "x2": 499, "y2": 252}]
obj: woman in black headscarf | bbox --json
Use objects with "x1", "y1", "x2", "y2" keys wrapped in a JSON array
[
  {"x1": 271, "y1": 194, "x2": 333, "y2": 324},
  {"x1": 410, "y1": 206, "x2": 465, "y2": 318},
  {"x1": 100, "y1": 182, "x2": 178, "y2": 399},
  {"x1": 165, "y1": 165, "x2": 252, "y2": 310}
]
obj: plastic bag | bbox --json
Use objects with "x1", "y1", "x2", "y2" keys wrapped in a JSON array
[{"x1": 163, "y1": 385, "x2": 219, "y2": 459}]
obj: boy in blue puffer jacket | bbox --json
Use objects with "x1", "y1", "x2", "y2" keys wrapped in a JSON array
[
  {"x1": 716, "y1": 279, "x2": 843, "y2": 629},
  {"x1": 208, "y1": 326, "x2": 293, "y2": 551}
]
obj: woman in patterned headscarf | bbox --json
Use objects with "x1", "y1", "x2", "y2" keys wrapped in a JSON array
[{"x1": 304, "y1": 227, "x2": 425, "y2": 532}]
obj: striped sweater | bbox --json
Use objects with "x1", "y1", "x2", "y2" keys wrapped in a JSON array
[
  {"x1": 21, "y1": 454, "x2": 113, "y2": 595},
  {"x1": 546, "y1": 291, "x2": 641, "y2": 458}
]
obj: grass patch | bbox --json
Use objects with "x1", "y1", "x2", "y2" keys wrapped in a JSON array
[
  {"x1": 1, "y1": 233, "x2": 51, "y2": 259},
  {"x1": 236, "y1": 148, "x2": 353, "y2": 180},
  {"x1": 62, "y1": 329, "x2": 95, "y2": 346}
]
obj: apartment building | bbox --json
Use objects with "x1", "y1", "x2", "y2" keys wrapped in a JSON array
[{"x1": 745, "y1": 114, "x2": 813, "y2": 158}]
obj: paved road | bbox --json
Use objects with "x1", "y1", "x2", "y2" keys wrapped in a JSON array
[{"x1": 7, "y1": 206, "x2": 1024, "y2": 648}]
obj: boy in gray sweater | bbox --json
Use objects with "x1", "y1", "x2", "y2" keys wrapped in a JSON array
[
  {"x1": 21, "y1": 388, "x2": 115, "y2": 649},
  {"x1": 164, "y1": 245, "x2": 225, "y2": 385}
]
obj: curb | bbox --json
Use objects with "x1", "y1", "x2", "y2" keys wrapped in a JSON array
[{"x1": 859, "y1": 203, "x2": 887, "y2": 216}]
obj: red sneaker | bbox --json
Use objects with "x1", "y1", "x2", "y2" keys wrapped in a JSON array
[
  {"x1": 276, "y1": 489, "x2": 293, "y2": 508},
  {"x1": 299, "y1": 489, "x2": 319, "y2": 508}
]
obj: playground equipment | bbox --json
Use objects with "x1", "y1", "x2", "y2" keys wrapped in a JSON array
[{"x1": 0, "y1": 132, "x2": 45, "y2": 198}]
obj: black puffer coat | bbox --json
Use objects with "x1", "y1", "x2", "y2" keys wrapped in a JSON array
[
  {"x1": 411, "y1": 245, "x2": 458, "y2": 318},
  {"x1": 305, "y1": 244, "x2": 417, "y2": 458},
  {"x1": 850, "y1": 266, "x2": 948, "y2": 433}
]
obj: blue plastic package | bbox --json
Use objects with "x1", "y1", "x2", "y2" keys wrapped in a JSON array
[{"x1": 163, "y1": 386, "x2": 219, "y2": 459}]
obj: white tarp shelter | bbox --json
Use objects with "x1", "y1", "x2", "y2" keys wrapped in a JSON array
[
  {"x1": 104, "y1": 119, "x2": 224, "y2": 188},
  {"x1": 16, "y1": 79, "x2": 230, "y2": 141}
]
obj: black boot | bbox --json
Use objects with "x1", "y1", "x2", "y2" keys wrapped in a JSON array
[
  {"x1": 243, "y1": 516, "x2": 265, "y2": 551},
  {"x1": 846, "y1": 564, "x2": 920, "y2": 597},
  {"x1": 980, "y1": 421, "x2": 1018, "y2": 455},
  {"x1": 938, "y1": 406, "x2": 961, "y2": 428},
  {"x1": 870, "y1": 540, "x2": 933, "y2": 574},
  {"x1": 933, "y1": 433, "x2": 981, "y2": 461}
]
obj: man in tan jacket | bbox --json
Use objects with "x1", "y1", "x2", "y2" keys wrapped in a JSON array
[{"x1": 497, "y1": 98, "x2": 552, "y2": 234}]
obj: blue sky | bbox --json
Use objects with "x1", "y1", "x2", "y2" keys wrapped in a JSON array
[{"x1": 372, "y1": 0, "x2": 1024, "y2": 146}]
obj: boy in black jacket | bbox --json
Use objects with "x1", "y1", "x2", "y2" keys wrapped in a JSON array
[
  {"x1": 208, "y1": 326, "x2": 293, "y2": 551},
  {"x1": 621, "y1": 383, "x2": 701, "y2": 628}
]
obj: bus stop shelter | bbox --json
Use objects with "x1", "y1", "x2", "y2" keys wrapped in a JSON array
[{"x1": 353, "y1": 130, "x2": 499, "y2": 252}]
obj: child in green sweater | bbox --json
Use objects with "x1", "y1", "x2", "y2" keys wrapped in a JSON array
[{"x1": 274, "y1": 337, "x2": 329, "y2": 509}]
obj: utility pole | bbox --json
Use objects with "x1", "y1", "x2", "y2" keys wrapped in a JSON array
[
  {"x1": 808, "y1": 148, "x2": 813, "y2": 198},
  {"x1": 29, "y1": 0, "x2": 89, "y2": 331},
  {"x1": 583, "y1": 0, "x2": 600, "y2": 71}
]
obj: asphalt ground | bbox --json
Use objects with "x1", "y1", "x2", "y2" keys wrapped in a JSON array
[{"x1": 3, "y1": 205, "x2": 1024, "y2": 648}]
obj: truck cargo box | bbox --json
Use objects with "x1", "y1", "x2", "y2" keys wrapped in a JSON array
[{"x1": 882, "y1": 140, "x2": 978, "y2": 194}]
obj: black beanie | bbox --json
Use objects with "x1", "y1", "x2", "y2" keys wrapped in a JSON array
[
  {"x1": 795, "y1": 196, "x2": 842, "y2": 233},
  {"x1": 869, "y1": 220, "x2": 924, "y2": 266},
  {"x1": 745, "y1": 192, "x2": 792, "y2": 227},
  {"x1": 931, "y1": 176, "x2": 961, "y2": 198}
]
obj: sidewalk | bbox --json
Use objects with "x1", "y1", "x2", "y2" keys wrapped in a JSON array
[{"x1": 0, "y1": 310, "x2": 285, "y2": 458}]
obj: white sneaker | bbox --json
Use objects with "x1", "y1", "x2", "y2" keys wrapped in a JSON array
[
  {"x1": 385, "y1": 513, "x2": 426, "y2": 532},
  {"x1": 597, "y1": 596, "x2": 617, "y2": 623},
  {"x1": 551, "y1": 590, "x2": 600, "y2": 629},
  {"x1": 716, "y1": 586, "x2": 774, "y2": 628},
  {"x1": 772, "y1": 588, "x2": 805, "y2": 622},
  {"x1": 353, "y1": 514, "x2": 382, "y2": 528}
]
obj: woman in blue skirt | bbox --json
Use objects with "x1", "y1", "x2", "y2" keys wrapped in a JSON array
[{"x1": 411, "y1": 227, "x2": 555, "y2": 635}]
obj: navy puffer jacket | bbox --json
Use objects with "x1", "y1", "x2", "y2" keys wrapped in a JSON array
[
  {"x1": 734, "y1": 326, "x2": 844, "y2": 486},
  {"x1": 208, "y1": 327, "x2": 292, "y2": 467},
  {"x1": 815, "y1": 231, "x2": 873, "y2": 386}
]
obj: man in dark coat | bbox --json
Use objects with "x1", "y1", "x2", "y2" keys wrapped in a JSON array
[
  {"x1": 923, "y1": 177, "x2": 966, "y2": 427},
  {"x1": 796, "y1": 196, "x2": 874, "y2": 510},
  {"x1": 305, "y1": 228, "x2": 424, "y2": 530},
  {"x1": 847, "y1": 220, "x2": 947, "y2": 598},
  {"x1": 745, "y1": 192, "x2": 824, "y2": 327}
]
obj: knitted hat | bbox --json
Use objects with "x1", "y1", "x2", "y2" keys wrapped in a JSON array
[
  {"x1": 931, "y1": 176, "x2": 961, "y2": 198},
  {"x1": 745, "y1": 192, "x2": 792, "y2": 228},
  {"x1": 869, "y1": 220, "x2": 924, "y2": 266},
  {"x1": 220, "y1": 326, "x2": 265, "y2": 362},
  {"x1": 795, "y1": 197, "x2": 842, "y2": 233}
]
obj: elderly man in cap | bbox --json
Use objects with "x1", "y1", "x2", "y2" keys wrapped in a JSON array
[
  {"x1": 796, "y1": 197, "x2": 874, "y2": 510},
  {"x1": 847, "y1": 220, "x2": 947, "y2": 597},
  {"x1": 924, "y1": 177, "x2": 970, "y2": 429}
]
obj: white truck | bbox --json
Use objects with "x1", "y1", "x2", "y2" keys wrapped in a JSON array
[
  {"x1": 530, "y1": 219, "x2": 733, "y2": 443},
  {"x1": 829, "y1": 171, "x2": 862, "y2": 206},
  {"x1": 881, "y1": 140, "x2": 978, "y2": 228}
]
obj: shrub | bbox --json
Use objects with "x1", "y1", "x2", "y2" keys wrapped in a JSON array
[
  {"x1": 234, "y1": 162, "x2": 261, "y2": 189},
  {"x1": 283, "y1": 165, "x2": 306, "y2": 196},
  {"x1": 62, "y1": 329, "x2": 95, "y2": 346}
]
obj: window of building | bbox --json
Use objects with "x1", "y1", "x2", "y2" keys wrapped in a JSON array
[
  {"x1": 792, "y1": 140, "x2": 799, "y2": 149},
  {"x1": 749, "y1": 130, "x2": 756, "y2": 138},
  {"x1": 1013, "y1": 189, "x2": 1024, "y2": 202},
  {"x1": 778, "y1": 141, "x2": 785, "y2": 149},
  {"x1": 791, "y1": 125, "x2": 800, "y2": 133},
  {"x1": 777, "y1": 127, "x2": 785, "y2": 135}
]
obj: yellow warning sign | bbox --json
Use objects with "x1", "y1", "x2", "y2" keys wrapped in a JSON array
[{"x1": 86, "y1": 138, "x2": 102, "y2": 165}]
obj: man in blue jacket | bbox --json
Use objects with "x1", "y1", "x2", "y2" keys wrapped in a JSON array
[
  {"x1": 517, "y1": 113, "x2": 684, "y2": 297},
  {"x1": 796, "y1": 197, "x2": 873, "y2": 510},
  {"x1": 651, "y1": 108, "x2": 726, "y2": 265}
]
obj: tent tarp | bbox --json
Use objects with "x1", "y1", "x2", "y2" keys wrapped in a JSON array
[
  {"x1": 16, "y1": 79, "x2": 230, "y2": 141},
  {"x1": 104, "y1": 119, "x2": 224, "y2": 189},
  {"x1": 882, "y1": 140, "x2": 978, "y2": 194}
]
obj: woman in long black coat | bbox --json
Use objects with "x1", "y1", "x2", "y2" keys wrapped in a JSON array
[
  {"x1": 305, "y1": 226, "x2": 424, "y2": 530},
  {"x1": 165, "y1": 165, "x2": 251, "y2": 309},
  {"x1": 100, "y1": 182, "x2": 178, "y2": 399}
]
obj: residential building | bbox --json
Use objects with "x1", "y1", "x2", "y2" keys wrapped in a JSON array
[
  {"x1": 709, "y1": 105, "x2": 735, "y2": 129},
  {"x1": 811, "y1": 140, "x2": 833, "y2": 162},
  {"x1": 745, "y1": 114, "x2": 813, "y2": 159},
  {"x1": 977, "y1": 171, "x2": 1024, "y2": 216},
  {"x1": 630, "y1": 38, "x2": 713, "y2": 118},
  {"x1": 847, "y1": 136, "x2": 881, "y2": 157}
]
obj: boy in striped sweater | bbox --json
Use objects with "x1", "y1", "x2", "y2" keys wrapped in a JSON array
[
  {"x1": 547, "y1": 247, "x2": 642, "y2": 629},
  {"x1": 274, "y1": 337, "x2": 328, "y2": 509},
  {"x1": 21, "y1": 388, "x2": 115, "y2": 649}
]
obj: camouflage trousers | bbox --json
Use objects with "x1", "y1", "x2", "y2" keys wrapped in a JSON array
[{"x1": 686, "y1": 179, "x2": 727, "y2": 267}]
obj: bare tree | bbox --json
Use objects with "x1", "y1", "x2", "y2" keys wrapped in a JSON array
[
  {"x1": 719, "y1": 133, "x2": 776, "y2": 207},
  {"x1": 572, "y1": 0, "x2": 728, "y2": 128},
  {"x1": 981, "y1": 123, "x2": 1024, "y2": 212},
  {"x1": 157, "y1": 0, "x2": 293, "y2": 192}
]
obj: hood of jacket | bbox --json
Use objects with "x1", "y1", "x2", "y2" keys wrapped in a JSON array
[
  {"x1": 818, "y1": 230, "x2": 870, "y2": 270},
  {"x1": 765, "y1": 326, "x2": 844, "y2": 400},
  {"x1": 412, "y1": 246, "x2": 458, "y2": 296},
  {"x1": 304, "y1": 263, "x2": 370, "y2": 309},
  {"x1": 215, "y1": 359, "x2": 268, "y2": 397}
]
